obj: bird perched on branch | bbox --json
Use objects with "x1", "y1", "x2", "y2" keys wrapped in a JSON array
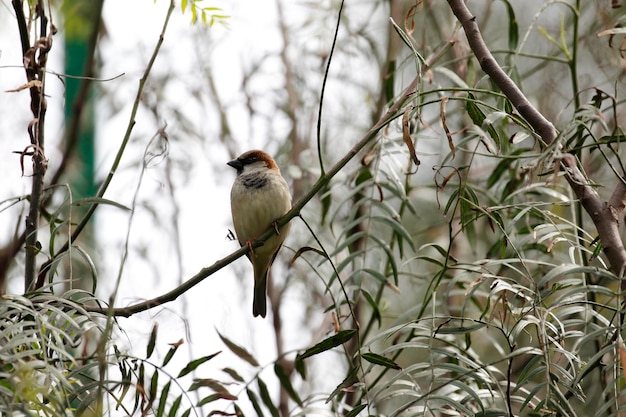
[{"x1": 228, "y1": 150, "x2": 292, "y2": 318}]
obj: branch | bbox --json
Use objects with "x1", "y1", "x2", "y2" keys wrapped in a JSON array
[
  {"x1": 12, "y1": 0, "x2": 52, "y2": 291},
  {"x1": 87, "y1": 73, "x2": 424, "y2": 317},
  {"x1": 0, "y1": 0, "x2": 105, "y2": 288},
  {"x1": 87, "y1": 34, "x2": 457, "y2": 318},
  {"x1": 36, "y1": 0, "x2": 173, "y2": 289},
  {"x1": 446, "y1": 0, "x2": 626, "y2": 283}
]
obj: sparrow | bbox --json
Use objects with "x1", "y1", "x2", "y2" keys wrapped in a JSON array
[{"x1": 228, "y1": 150, "x2": 292, "y2": 318}]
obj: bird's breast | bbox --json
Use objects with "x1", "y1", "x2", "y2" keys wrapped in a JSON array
[{"x1": 231, "y1": 173, "x2": 291, "y2": 248}]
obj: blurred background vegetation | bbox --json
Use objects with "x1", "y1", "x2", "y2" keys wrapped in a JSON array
[{"x1": 1, "y1": 0, "x2": 626, "y2": 415}]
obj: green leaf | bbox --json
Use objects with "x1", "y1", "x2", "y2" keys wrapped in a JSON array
[
  {"x1": 234, "y1": 404, "x2": 245, "y2": 417},
  {"x1": 320, "y1": 182, "x2": 333, "y2": 226},
  {"x1": 274, "y1": 362, "x2": 303, "y2": 406},
  {"x1": 361, "y1": 290, "x2": 381, "y2": 327},
  {"x1": 295, "y1": 355, "x2": 307, "y2": 380},
  {"x1": 162, "y1": 343, "x2": 180, "y2": 367},
  {"x1": 501, "y1": 0, "x2": 519, "y2": 50},
  {"x1": 466, "y1": 93, "x2": 500, "y2": 150},
  {"x1": 135, "y1": 363, "x2": 145, "y2": 411},
  {"x1": 297, "y1": 329, "x2": 357, "y2": 361},
  {"x1": 345, "y1": 403, "x2": 368, "y2": 417},
  {"x1": 189, "y1": 378, "x2": 231, "y2": 394},
  {"x1": 466, "y1": 93, "x2": 485, "y2": 126},
  {"x1": 150, "y1": 371, "x2": 159, "y2": 403},
  {"x1": 167, "y1": 395, "x2": 183, "y2": 417},
  {"x1": 217, "y1": 330, "x2": 260, "y2": 367},
  {"x1": 177, "y1": 351, "x2": 221, "y2": 378},
  {"x1": 71, "y1": 197, "x2": 130, "y2": 211},
  {"x1": 146, "y1": 323, "x2": 158, "y2": 359},
  {"x1": 327, "y1": 366, "x2": 359, "y2": 402},
  {"x1": 197, "y1": 391, "x2": 237, "y2": 406},
  {"x1": 258, "y1": 378, "x2": 279, "y2": 417},
  {"x1": 487, "y1": 158, "x2": 512, "y2": 189},
  {"x1": 222, "y1": 367, "x2": 245, "y2": 382},
  {"x1": 246, "y1": 388, "x2": 265, "y2": 417},
  {"x1": 362, "y1": 352, "x2": 402, "y2": 370},
  {"x1": 156, "y1": 381, "x2": 170, "y2": 417}
]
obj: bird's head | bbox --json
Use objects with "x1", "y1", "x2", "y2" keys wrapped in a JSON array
[{"x1": 227, "y1": 150, "x2": 279, "y2": 175}]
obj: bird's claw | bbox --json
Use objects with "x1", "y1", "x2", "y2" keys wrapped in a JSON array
[{"x1": 245, "y1": 239, "x2": 257, "y2": 255}]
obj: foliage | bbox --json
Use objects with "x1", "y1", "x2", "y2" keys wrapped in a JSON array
[
  {"x1": 2, "y1": 0, "x2": 626, "y2": 416},
  {"x1": 179, "y1": 0, "x2": 229, "y2": 27}
]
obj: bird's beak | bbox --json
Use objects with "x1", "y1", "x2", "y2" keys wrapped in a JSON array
[{"x1": 227, "y1": 158, "x2": 243, "y2": 171}]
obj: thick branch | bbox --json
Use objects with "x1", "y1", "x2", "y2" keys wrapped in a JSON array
[
  {"x1": 447, "y1": 0, "x2": 557, "y2": 145},
  {"x1": 447, "y1": 0, "x2": 626, "y2": 282}
]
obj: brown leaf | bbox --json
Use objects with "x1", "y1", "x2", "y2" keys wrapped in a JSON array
[
  {"x1": 402, "y1": 106, "x2": 420, "y2": 167},
  {"x1": 441, "y1": 96, "x2": 455, "y2": 159}
]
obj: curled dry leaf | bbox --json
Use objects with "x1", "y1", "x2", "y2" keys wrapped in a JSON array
[{"x1": 402, "y1": 106, "x2": 420, "y2": 167}]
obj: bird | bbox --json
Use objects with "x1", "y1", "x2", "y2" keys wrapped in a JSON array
[{"x1": 228, "y1": 150, "x2": 292, "y2": 318}]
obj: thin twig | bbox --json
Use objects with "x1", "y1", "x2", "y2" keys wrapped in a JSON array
[{"x1": 36, "y1": 0, "x2": 172, "y2": 288}]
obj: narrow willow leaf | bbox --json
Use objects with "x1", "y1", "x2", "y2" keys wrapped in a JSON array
[
  {"x1": 487, "y1": 158, "x2": 512, "y2": 189},
  {"x1": 274, "y1": 362, "x2": 303, "y2": 406},
  {"x1": 362, "y1": 352, "x2": 401, "y2": 370},
  {"x1": 466, "y1": 93, "x2": 485, "y2": 126},
  {"x1": 222, "y1": 367, "x2": 245, "y2": 382},
  {"x1": 189, "y1": 378, "x2": 231, "y2": 394},
  {"x1": 162, "y1": 344, "x2": 179, "y2": 367},
  {"x1": 369, "y1": 235, "x2": 399, "y2": 285},
  {"x1": 72, "y1": 245, "x2": 98, "y2": 293},
  {"x1": 372, "y1": 215, "x2": 416, "y2": 252},
  {"x1": 177, "y1": 351, "x2": 221, "y2": 378},
  {"x1": 167, "y1": 394, "x2": 183, "y2": 417},
  {"x1": 297, "y1": 329, "x2": 357, "y2": 361},
  {"x1": 501, "y1": 0, "x2": 519, "y2": 50},
  {"x1": 327, "y1": 366, "x2": 359, "y2": 402},
  {"x1": 72, "y1": 197, "x2": 130, "y2": 211},
  {"x1": 345, "y1": 403, "x2": 367, "y2": 417},
  {"x1": 361, "y1": 290, "x2": 381, "y2": 327},
  {"x1": 320, "y1": 182, "x2": 332, "y2": 226},
  {"x1": 466, "y1": 94, "x2": 500, "y2": 149},
  {"x1": 295, "y1": 355, "x2": 307, "y2": 380},
  {"x1": 146, "y1": 323, "x2": 158, "y2": 359},
  {"x1": 234, "y1": 404, "x2": 245, "y2": 417},
  {"x1": 246, "y1": 388, "x2": 265, "y2": 417},
  {"x1": 217, "y1": 330, "x2": 260, "y2": 367},
  {"x1": 135, "y1": 363, "x2": 145, "y2": 412},
  {"x1": 156, "y1": 381, "x2": 170, "y2": 417},
  {"x1": 258, "y1": 378, "x2": 280, "y2": 417},
  {"x1": 197, "y1": 392, "x2": 237, "y2": 406},
  {"x1": 150, "y1": 372, "x2": 159, "y2": 404}
]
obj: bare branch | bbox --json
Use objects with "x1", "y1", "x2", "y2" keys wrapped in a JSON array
[{"x1": 12, "y1": 0, "x2": 52, "y2": 292}]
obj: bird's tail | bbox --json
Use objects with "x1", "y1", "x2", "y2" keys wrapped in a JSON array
[{"x1": 253, "y1": 269, "x2": 268, "y2": 318}]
